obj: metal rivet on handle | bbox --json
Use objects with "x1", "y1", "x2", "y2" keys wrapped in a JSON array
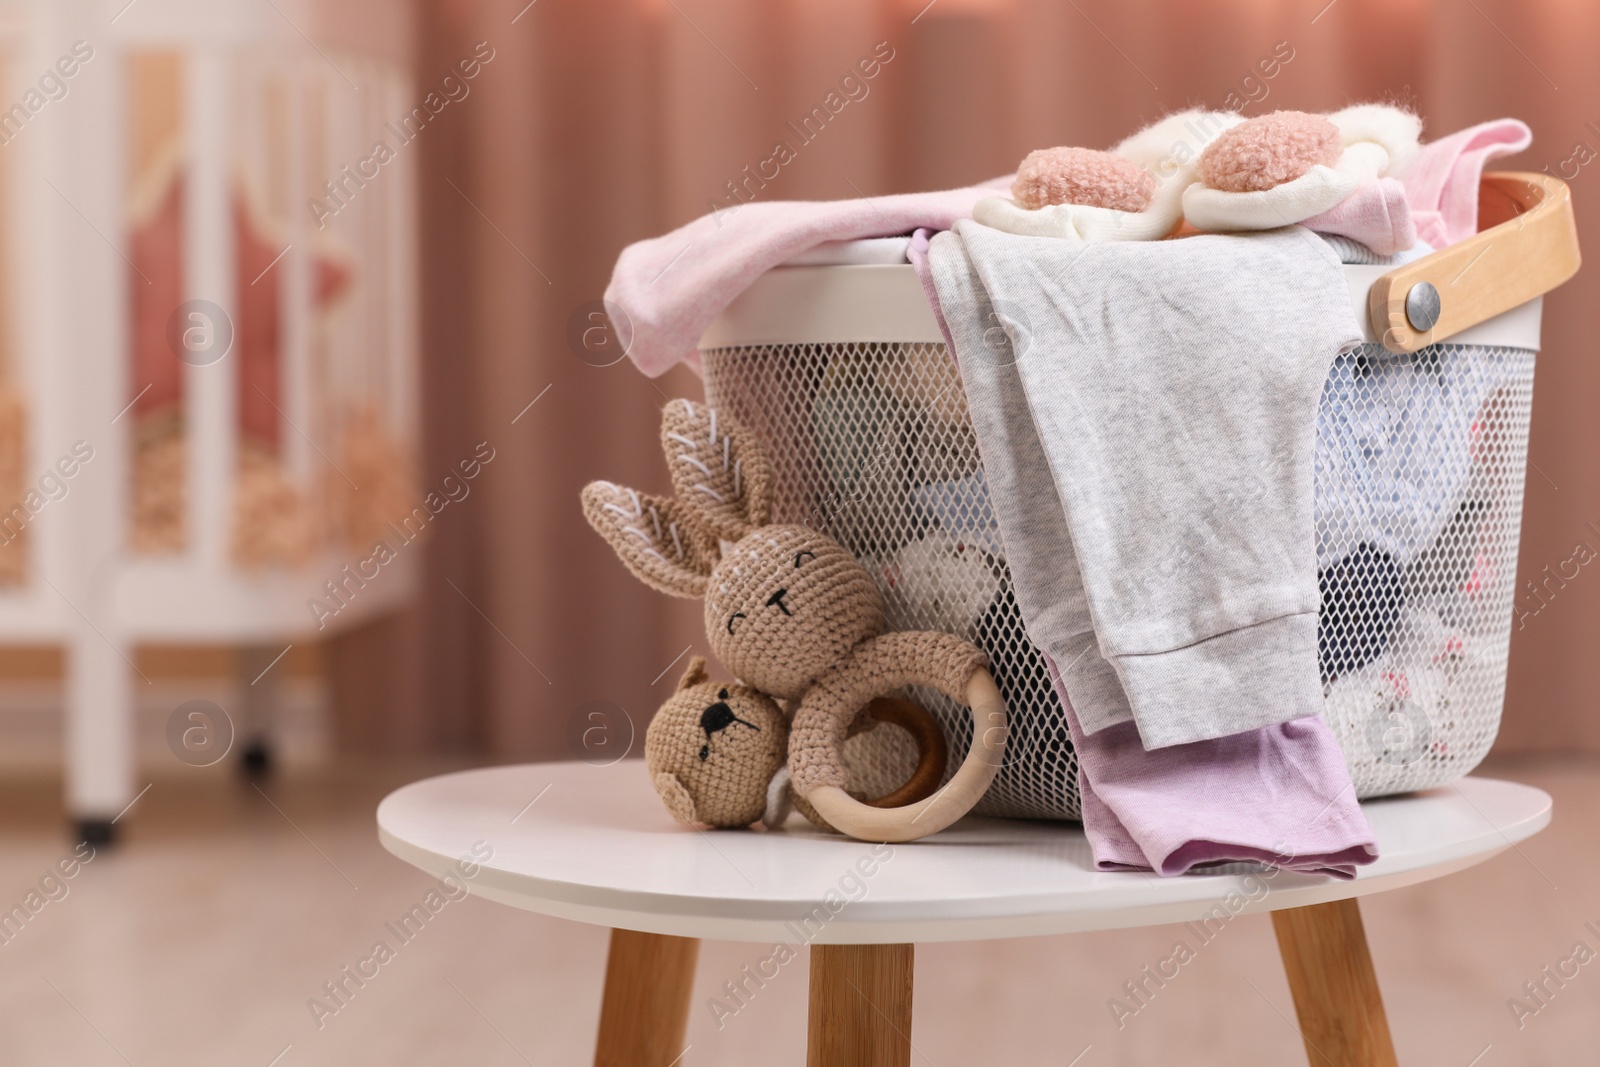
[{"x1": 1405, "y1": 281, "x2": 1441, "y2": 332}]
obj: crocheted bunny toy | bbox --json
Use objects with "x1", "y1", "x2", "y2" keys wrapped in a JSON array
[
  {"x1": 584, "y1": 399, "x2": 1008, "y2": 843},
  {"x1": 647, "y1": 656, "x2": 950, "y2": 831}
]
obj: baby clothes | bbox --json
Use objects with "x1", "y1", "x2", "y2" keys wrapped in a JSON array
[
  {"x1": 607, "y1": 178, "x2": 1012, "y2": 378},
  {"x1": 931, "y1": 222, "x2": 1361, "y2": 749},
  {"x1": 1047, "y1": 654, "x2": 1377, "y2": 877},
  {"x1": 1184, "y1": 105, "x2": 1421, "y2": 234},
  {"x1": 929, "y1": 235, "x2": 1138, "y2": 738},
  {"x1": 913, "y1": 473, "x2": 1003, "y2": 557},
  {"x1": 1303, "y1": 117, "x2": 1527, "y2": 256},
  {"x1": 1319, "y1": 233, "x2": 1432, "y2": 265},
  {"x1": 1314, "y1": 343, "x2": 1522, "y2": 571},
  {"x1": 1304, "y1": 177, "x2": 1416, "y2": 255},
  {"x1": 1405, "y1": 119, "x2": 1532, "y2": 249},
  {"x1": 878, "y1": 529, "x2": 1001, "y2": 639},
  {"x1": 974, "y1": 110, "x2": 1241, "y2": 242},
  {"x1": 923, "y1": 221, "x2": 1376, "y2": 875},
  {"x1": 906, "y1": 228, "x2": 952, "y2": 348},
  {"x1": 1320, "y1": 604, "x2": 1496, "y2": 794}
]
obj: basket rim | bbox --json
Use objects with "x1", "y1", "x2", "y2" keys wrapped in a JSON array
[{"x1": 701, "y1": 261, "x2": 1543, "y2": 351}]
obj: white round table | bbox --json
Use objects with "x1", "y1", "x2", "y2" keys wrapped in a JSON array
[{"x1": 378, "y1": 762, "x2": 1550, "y2": 1067}]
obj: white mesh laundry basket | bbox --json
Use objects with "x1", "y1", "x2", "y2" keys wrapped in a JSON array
[{"x1": 699, "y1": 175, "x2": 1580, "y2": 821}]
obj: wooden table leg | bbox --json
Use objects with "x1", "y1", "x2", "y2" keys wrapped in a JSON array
[
  {"x1": 807, "y1": 944, "x2": 913, "y2": 1067},
  {"x1": 1271, "y1": 899, "x2": 1399, "y2": 1067},
  {"x1": 594, "y1": 928, "x2": 699, "y2": 1067}
]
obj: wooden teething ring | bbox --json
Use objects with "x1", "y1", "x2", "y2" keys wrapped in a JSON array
[
  {"x1": 802, "y1": 667, "x2": 1008, "y2": 844},
  {"x1": 859, "y1": 696, "x2": 949, "y2": 809}
]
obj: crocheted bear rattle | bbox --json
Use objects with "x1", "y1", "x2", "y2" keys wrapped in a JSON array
[
  {"x1": 583, "y1": 400, "x2": 1008, "y2": 843},
  {"x1": 648, "y1": 656, "x2": 949, "y2": 831}
]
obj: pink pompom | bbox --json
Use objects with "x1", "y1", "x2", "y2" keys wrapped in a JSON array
[
  {"x1": 1011, "y1": 146, "x2": 1156, "y2": 212},
  {"x1": 1197, "y1": 111, "x2": 1342, "y2": 193}
]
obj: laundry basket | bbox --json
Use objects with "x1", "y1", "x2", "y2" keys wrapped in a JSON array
[{"x1": 700, "y1": 173, "x2": 1580, "y2": 821}]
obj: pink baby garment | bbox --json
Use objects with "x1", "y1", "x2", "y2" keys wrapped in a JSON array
[
  {"x1": 1404, "y1": 118, "x2": 1532, "y2": 249},
  {"x1": 1258, "y1": 118, "x2": 1532, "y2": 255},
  {"x1": 1303, "y1": 176, "x2": 1416, "y2": 255},
  {"x1": 606, "y1": 178, "x2": 1010, "y2": 378},
  {"x1": 906, "y1": 228, "x2": 951, "y2": 347}
]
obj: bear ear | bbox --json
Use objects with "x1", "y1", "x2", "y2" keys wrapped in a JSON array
[
  {"x1": 675, "y1": 656, "x2": 710, "y2": 692},
  {"x1": 651, "y1": 771, "x2": 700, "y2": 825}
]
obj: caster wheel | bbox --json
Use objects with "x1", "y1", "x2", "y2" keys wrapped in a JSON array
[
  {"x1": 74, "y1": 818, "x2": 117, "y2": 849},
  {"x1": 240, "y1": 740, "x2": 274, "y2": 777}
]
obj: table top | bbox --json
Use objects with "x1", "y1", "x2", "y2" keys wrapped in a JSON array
[{"x1": 377, "y1": 762, "x2": 1550, "y2": 945}]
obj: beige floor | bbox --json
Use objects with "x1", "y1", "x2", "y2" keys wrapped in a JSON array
[{"x1": 0, "y1": 754, "x2": 1595, "y2": 1066}]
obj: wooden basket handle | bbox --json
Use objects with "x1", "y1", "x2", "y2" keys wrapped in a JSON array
[{"x1": 1370, "y1": 171, "x2": 1580, "y2": 354}]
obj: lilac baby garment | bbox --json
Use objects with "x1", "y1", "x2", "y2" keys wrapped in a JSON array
[{"x1": 1045, "y1": 655, "x2": 1377, "y2": 877}]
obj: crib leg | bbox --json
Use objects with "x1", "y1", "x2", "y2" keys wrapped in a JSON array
[
  {"x1": 64, "y1": 633, "x2": 135, "y2": 847},
  {"x1": 236, "y1": 644, "x2": 282, "y2": 777}
]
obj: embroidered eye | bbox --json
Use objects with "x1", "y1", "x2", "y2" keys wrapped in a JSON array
[
  {"x1": 726, "y1": 612, "x2": 745, "y2": 635},
  {"x1": 699, "y1": 745, "x2": 709, "y2": 761},
  {"x1": 794, "y1": 551, "x2": 816, "y2": 568}
]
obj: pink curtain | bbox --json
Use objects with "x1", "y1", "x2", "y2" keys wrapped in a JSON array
[{"x1": 335, "y1": 0, "x2": 1600, "y2": 758}]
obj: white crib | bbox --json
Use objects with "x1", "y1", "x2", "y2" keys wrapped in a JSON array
[{"x1": 0, "y1": 0, "x2": 420, "y2": 840}]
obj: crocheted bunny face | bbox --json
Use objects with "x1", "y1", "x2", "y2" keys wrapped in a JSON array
[
  {"x1": 646, "y1": 658, "x2": 787, "y2": 828},
  {"x1": 582, "y1": 399, "x2": 886, "y2": 699},
  {"x1": 707, "y1": 525, "x2": 885, "y2": 700}
]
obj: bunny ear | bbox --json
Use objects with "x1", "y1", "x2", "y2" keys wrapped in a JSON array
[
  {"x1": 581, "y1": 481, "x2": 715, "y2": 598},
  {"x1": 660, "y1": 399, "x2": 772, "y2": 543}
]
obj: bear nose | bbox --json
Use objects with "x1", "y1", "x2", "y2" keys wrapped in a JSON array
[
  {"x1": 765, "y1": 588, "x2": 792, "y2": 615},
  {"x1": 700, "y1": 702, "x2": 737, "y2": 735},
  {"x1": 700, "y1": 701, "x2": 760, "y2": 738}
]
